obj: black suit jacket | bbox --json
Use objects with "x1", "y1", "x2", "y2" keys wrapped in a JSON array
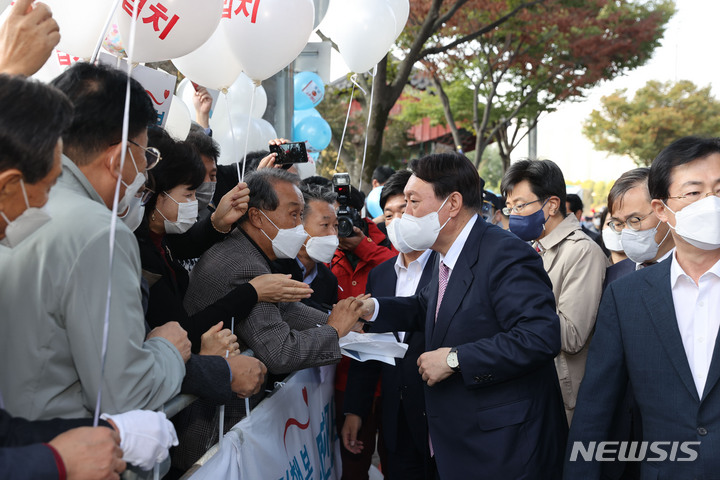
[
  {"x1": 372, "y1": 217, "x2": 567, "y2": 478},
  {"x1": 344, "y1": 252, "x2": 437, "y2": 454}
]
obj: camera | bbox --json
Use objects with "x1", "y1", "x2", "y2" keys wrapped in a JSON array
[{"x1": 332, "y1": 173, "x2": 366, "y2": 238}]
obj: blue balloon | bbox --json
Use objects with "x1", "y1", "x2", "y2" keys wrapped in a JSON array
[
  {"x1": 294, "y1": 71, "x2": 325, "y2": 110},
  {"x1": 293, "y1": 108, "x2": 322, "y2": 130},
  {"x1": 293, "y1": 115, "x2": 332, "y2": 152}
]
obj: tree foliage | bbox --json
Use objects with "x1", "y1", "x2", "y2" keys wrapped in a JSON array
[
  {"x1": 583, "y1": 80, "x2": 720, "y2": 166},
  {"x1": 415, "y1": 0, "x2": 674, "y2": 171}
]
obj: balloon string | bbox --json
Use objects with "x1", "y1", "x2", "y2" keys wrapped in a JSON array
[
  {"x1": 225, "y1": 91, "x2": 241, "y2": 182},
  {"x1": 240, "y1": 84, "x2": 257, "y2": 182},
  {"x1": 350, "y1": 73, "x2": 368, "y2": 96},
  {"x1": 358, "y1": 65, "x2": 377, "y2": 192},
  {"x1": 94, "y1": 0, "x2": 139, "y2": 428},
  {"x1": 90, "y1": 0, "x2": 122, "y2": 64},
  {"x1": 335, "y1": 81, "x2": 356, "y2": 172}
]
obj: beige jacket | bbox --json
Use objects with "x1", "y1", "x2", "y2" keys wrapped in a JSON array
[{"x1": 536, "y1": 214, "x2": 608, "y2": 424}]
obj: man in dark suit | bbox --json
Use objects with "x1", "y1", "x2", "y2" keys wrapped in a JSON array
[
  {"x1": 359, "y1": 153, "x2": 567, "y2": 479},
  {"x1": 565, "y1": 136, "x2": 720, "y2": 479},
  {"x1": 342, "y1": 170, "x2": 436, "y2": 479}
]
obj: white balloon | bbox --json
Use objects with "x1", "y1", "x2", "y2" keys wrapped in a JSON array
[
  {"x1": 387, "y1": 0, "x2": 409, "y2": 40},
  {"x1": 165, "y1": 96, "x2": 191, "y2": 140},
  {"x1": 176, "y1": 78, "x2": 195, "y2": 114},
  {"x1": 255, "y1": 118, "x2": 278, "y2": 143},
  {"x1": 215, "y1": 114, "x2": 277, "y2": 166},
  {"x1": 223, "y1": 0, "x2": 315, "y2": 82},
  {"x1": 44, "y1": 0, "x2": 115, "y2": 59},
  {"x1": 315, "y1": 0, "x2": 342, "y2": 37},
  {"x1": 229, "y1": 73, "x2": 268, "y2": 119},
  {"x1": 335, "y1": 0, "x2": 396, "y2": 73},
  {"x1": 172, "y1": 19, "x2": 242, "y2": 91},
  {"x1": 117, "y1": 0, "x2": 223, "y2": 63}
]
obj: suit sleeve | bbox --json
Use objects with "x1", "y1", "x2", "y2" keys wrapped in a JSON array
[
  {"x1": 230, "y1": 260, "x2": 341, "y2": 375},
  {"x1": 557, "y1": 241, "x2": 607, "y2": 354},
  {"x1": 372, "y1": 282, "x2": 431, "y2": 333},
  {"x1": 562, "y1": 285, "x2": 628, "y2": 479},
  {"x1": 164, "y1": 213, "x2": 226, "y2": 260},
  {"x1": 62, "y1": 227, "x2": 185, "y2": 415},
  {"x1": 0, "y1": 444, "x2": 61, "y2": 479},
  {"x1": 180, "y1": 354, "x2": 233, "y2": 404},
  {"x1": 0, "y1": 409, "x2": 109, "y2": 447},
  {"x1": 182, "y1": 283, "x2": 259, "y2": 350},
  {"x1": 456, "y1": 243, "x2": 561, "y2": 388}
]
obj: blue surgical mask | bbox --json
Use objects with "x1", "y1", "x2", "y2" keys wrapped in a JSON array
[{"x1": 508, "y1": 200, "x2": 549, "y2": 241}]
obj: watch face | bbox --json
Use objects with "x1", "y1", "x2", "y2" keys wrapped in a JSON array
[{"x1": 447, "y1": 351, "x2": 459, "y2": 369}]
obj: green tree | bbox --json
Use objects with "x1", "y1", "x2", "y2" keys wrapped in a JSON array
[
  {"x1": 584, "y1": 80, "x2": 720, "y2": 166},
  {"x1": 422, "y1": 0, "x2": 674, "y2": 172}
]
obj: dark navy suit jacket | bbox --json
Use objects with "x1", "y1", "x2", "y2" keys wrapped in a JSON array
[
  {"x1": 344, "y1": 251, "x2": 437, "y2": 454},
  {"x1": 603, "y1": 258, "x2": 635, "y2": 292},
  {"x1": 0, "y1": 409, "x2": 110, "y2": 479},
  {"x1": 565, "y1": 257, "x2": 720, "y2": 479},
  {"x1": 372, "y1": 217, "x2": 567, "y2": 479}
]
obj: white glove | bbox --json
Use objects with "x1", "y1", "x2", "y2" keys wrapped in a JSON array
[{"x1": 101, "y1": 410, "x2": 179, "y2": 470}]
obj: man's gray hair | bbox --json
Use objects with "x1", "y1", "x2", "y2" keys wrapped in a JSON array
[
  {"x1": 239, "y1": 168, "x2": 301, "y2": 224},
  {"x1": 300, "y1": 183, "x2": 337, "y2": 216}
]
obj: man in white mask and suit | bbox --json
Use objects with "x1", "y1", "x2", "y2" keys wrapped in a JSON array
[{"x1": 566, "y1": 136, "x2": 720, "y2": 479}]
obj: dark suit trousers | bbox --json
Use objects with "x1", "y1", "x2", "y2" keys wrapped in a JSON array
[
  {"x1": 335, "y1": 389, "x2": 387, "y2": 480},
  {"x1": 383, "y1": 399, "x2": 433, "y2": 480}
]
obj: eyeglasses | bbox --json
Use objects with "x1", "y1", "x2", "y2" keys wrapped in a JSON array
[
  {"x1": 481, "y1": 200, "x2": 493, "y2": 215},
  {"x1": 128, "y1": 139, "x2": 161, "y2": 170},
  {"x1": 608, "y1": 211, "x2": 653, "y2": 232},
  {"x1": 140, "y1": 188, "x2": 155, "y2": 206},
  {"x1": 502, "y1": 199, "x2": 542, "y2": 216},
  {"x1": 666, "y1": 189, "x2": 720, "y2": 205}
]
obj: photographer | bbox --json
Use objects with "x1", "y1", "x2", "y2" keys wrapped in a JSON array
[{"x1": 329, "y1": 176, "x2": 396, "y2": 479}]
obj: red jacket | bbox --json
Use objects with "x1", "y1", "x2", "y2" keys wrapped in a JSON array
[{"x1": 330, "y1": 219, "x2": 396, "y2": 392}]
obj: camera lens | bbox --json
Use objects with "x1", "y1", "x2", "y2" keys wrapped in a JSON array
[{"x1": 338, "y1": 216, "x2": 354, "y2": 237}]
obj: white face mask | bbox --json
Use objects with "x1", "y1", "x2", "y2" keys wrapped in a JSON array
[
  {"x1": 388, "y1": 197, "x2": 450, "y2": 253},
  {"x1": 119, "y1": 195, "x2": 145, "y2": 232},
  {"x1": 259, "y1": 210, "x2": 308, "y2": 259},
  {"x1": 157, "y1": 192, "x2": 198, "y2": 235},
  {"x1": 664, "y1": 195, "x2": 720, "y2": 250},
  {"x1": 0, "y1": 179, "x2": 51, "y2": 248},
  {"x1": 602, "y1": 227, "x2": 623, "y2": 252},
  {"x1": 195, "y1": 181, "x2": 216, "y2": 211},
  {"x1": 305, "y1": 234, "x2": 339, "y2": 263},
  {"x1": 118, "y1": 149, "x2": 146, "y2": 213},
  {"x1": 621, "y1": 220, "x2": 669, "y2": 263},
  {"x1": 386, "y1": 219, "x2": 414, "y2": 254}
]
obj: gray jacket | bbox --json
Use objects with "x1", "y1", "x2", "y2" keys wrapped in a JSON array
[
  {"x1": 184, "y1": 228, "x2": 340, "y2": 375},
  {"x1": 0, "y1": 157, "x2": 185, "y2": 419}
]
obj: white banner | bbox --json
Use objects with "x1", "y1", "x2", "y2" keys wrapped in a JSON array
[{"x1": 189, "y1": 366, "x2": 341, "y2": 480}]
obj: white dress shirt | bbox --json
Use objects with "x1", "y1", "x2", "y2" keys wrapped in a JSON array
[
  {"x1": 393, "y1": 249, "x2": 433, "y2": 341},
  {"x1": 670, "y1": 252, "x2": 720, "y2": 398}
]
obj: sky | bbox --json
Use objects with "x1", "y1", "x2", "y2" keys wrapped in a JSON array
[
  {"x1": 324, "y1": 0, "x2": 720, "y2": 182},
  {"x1": 516, "y1": 0, "x2": 720, "y2": 181}
]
